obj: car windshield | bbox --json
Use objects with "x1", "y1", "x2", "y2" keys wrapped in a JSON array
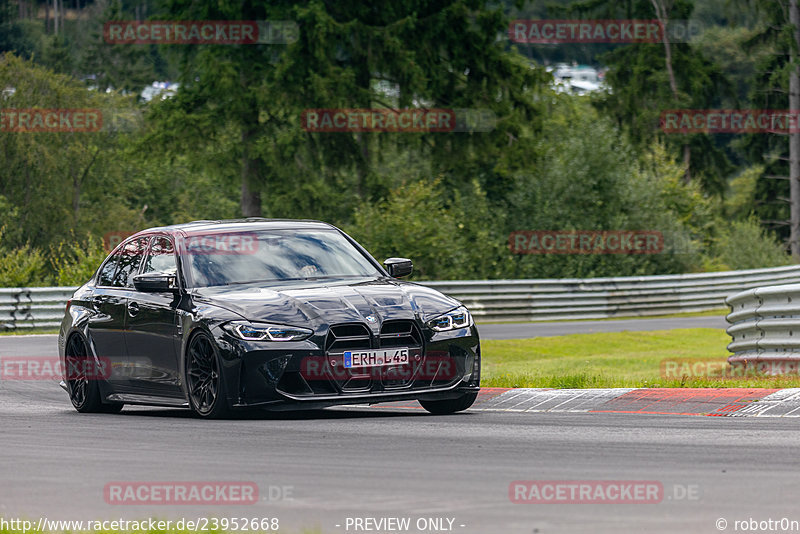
[{"x1": 184, "y1": 228, "x2": 381, "y2": 287}]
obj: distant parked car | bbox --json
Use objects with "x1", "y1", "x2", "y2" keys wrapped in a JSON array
[
  {"x1": 140, "y1": 81, "x2": 179, "y2": 102},
  {"x1": 549, "y1": 64, "x2": 607, "y2": 95}
]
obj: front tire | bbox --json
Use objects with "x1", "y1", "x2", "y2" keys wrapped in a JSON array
[
  {"x1": 186, "y1": 331, "x2": 230, "y2": 419},
  {"x1": 419, "y1": 391, "x2": 478, "y2": 415}
]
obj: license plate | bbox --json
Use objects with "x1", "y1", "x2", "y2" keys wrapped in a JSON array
[{"x1": 343, "y1": 348, "x2": 409, "y2": 368}]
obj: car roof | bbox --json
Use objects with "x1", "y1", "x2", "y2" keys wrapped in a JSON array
[{"x1": 134, "y1": 218, "x2": 337, "y2": 237}]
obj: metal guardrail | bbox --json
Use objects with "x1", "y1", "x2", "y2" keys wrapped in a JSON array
[
  {"x1": 726, "y1": 282, "x2": 800, "y2": 369},
  {"x1": 427, "y1": 265, "x2": 800, "y2": 322},
  {"x1": 3, "y1": 264, "x2": 800, "y2": 330},
  {"x1": 0, "y1": 287, "x2": 77, "y2": 330}
]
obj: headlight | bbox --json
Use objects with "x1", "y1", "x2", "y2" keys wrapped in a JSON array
[
  {"x1": 223, "y1": 321, "x2": 312, "y2": 341},
  {"x1": 426, "y1": 306, "x2": 472, "y2": 332}
]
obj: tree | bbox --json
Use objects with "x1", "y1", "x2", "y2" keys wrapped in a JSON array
[
  {"x1": 280, "y1": 1, "x2": 548, "y2": 205},
  {"x1": 147, "y1": 0, "x2": 549, "y2": 218},
  {"x1": 78, "y1": 0, "x2": 164, "y2": 93},
  {"x1": 737, "y1": 0, "x2": 800, "y2": 255},
  {"x1": 142, "y1": 0, "x2": 298, "y2": 217},
  {"x1": 0, "y1": 52, "x2": 174, "y2": 255},
  {"x1": 554, "y1": 0, "x2": 735, "y2": 195},
  {"x1": 0, "y1": 0, "x2": 37, "y2": 57}
]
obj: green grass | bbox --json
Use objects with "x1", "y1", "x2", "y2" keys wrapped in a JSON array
[
  {"x1": 0, "y1": 328, "x2": 59, "y2": 336},
  {"x1": 481, "y1": 328, "x2": 800, "y2": 389},
  {"x1": 477, "y1": 308, "x2": 728, "y2": 324}
]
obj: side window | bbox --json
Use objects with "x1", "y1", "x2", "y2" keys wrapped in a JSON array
[
  {"x1": 97, "y1": 253, "x2": 121, "y2": 287},
  {"x1": 143, "y1": 236, "x2": 177, "y2": 275},
  {"x1": 111, "y1": 237, "x2": 148, "y2": 288}
]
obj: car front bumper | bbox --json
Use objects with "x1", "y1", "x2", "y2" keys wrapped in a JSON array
[{"x1": 212, "y1": 322, "x2": 481, "y2": 410}]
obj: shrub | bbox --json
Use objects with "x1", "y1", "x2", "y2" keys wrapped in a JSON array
[
  {"x1": 0, "y1": 244, "x2": 48, "y2": 287},
  {"x1": 49, "y1": 234, "x2": 108, "y2": 286},
  {"x1": 710, "y1": 218, "x2": 790, "y2": 271}
]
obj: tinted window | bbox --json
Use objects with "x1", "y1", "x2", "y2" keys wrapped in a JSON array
[
  {"x1": 111, "y1": 237, "x2": 148, "y2": 288},
  {"x1": 186, "y1": 229, "x2": 380, "y2": 287},
  {"x1": 142, "y1": 236, "x2": 177, "y2": 275},
  {"x1": 97, "y1": 253, "x2": 121, "y2": 287}
]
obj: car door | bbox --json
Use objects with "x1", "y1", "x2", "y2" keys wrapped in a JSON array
[
  {"x1": 87, "y1": 237, "x2": 147, "y2": 389},
  {"x1": 124, "y1": 235, "x2": 183, "y2": 396}
]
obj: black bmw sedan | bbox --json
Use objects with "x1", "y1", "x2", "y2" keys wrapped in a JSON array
[{"x1": 58, "y1": 219, "x2": 481, "y2": 418}]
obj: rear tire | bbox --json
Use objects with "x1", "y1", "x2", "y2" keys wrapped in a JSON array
[
  {"x1": 186, "y1": 331, "x2": 231, "y2": 419},
  {"x1": 65, "y1": 334, "x2": 122, "y2": 414},
  {"x1": 419, "y1": 391, "x2": 478, "y2": 415}
]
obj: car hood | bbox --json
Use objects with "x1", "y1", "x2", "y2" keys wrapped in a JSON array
[{"x1": 189, "y1": 277, "x2": 461, "y2": 327}]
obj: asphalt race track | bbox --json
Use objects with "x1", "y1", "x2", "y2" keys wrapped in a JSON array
[{"x1": 5, "y1": 319, "x2": 799, "y2": 534}]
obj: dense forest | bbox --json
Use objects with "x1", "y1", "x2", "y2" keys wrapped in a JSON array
[{"x1": 0, "y1": 0, "x2": 795, "y2": 285}]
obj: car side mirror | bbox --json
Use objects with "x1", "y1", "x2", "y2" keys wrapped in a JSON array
[
  {"x1": 383, "y1": 258, "x2": 413, "y2": 278},
  {"x1": 133, "y1": 272, "x2": 176, "y2": 292}
]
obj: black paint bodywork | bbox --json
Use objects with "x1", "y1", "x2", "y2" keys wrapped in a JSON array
[{"x1": 58, "y1": 219, "x2": 481, "y2": 411}]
